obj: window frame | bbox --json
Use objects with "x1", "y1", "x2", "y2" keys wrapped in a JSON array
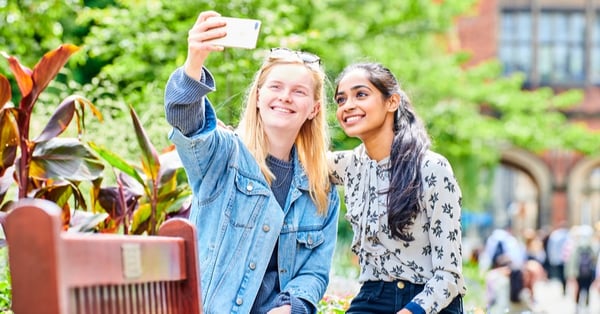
[{"x1": 498, "y1": 2, "x2": 599, "y2": 88}]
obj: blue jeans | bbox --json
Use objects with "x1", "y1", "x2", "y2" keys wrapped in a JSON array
[{"x1": 346, "y1": 280, "x2": 463, "y2": 314}]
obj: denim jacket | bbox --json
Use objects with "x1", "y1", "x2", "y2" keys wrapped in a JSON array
[{"x1": 164, "y1": 67, "x2": 340, "y2": 314}]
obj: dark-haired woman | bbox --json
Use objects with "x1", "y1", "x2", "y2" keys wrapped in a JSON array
[{"x1": 328, "y1": 62, "x2": 466, "y2": 314}]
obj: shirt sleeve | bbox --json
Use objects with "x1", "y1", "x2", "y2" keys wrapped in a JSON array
[
  {"x1": 327, "y1": 150, "x2": 351, "y2": 185},
  {"x1": 410, "y1": 153, "x2": 464, "y2": 313}
]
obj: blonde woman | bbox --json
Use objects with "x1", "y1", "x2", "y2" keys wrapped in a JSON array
[{"x1": 164, "y1": 11, "x2": 340, "y2": 314}]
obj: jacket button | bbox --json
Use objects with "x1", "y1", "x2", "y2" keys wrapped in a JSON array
[
  {"x1": 262, "y1": 224, "x2": 270, "y2": 232},
  {"x1": 236, "y1": 298, "x2": 243, "y2": 305},
  {"x1": 307, "y1": 236, "x2": 313, "y2": 245},
  {"x1": 246, "y1": 182, "x2": 253, "y2": 191},
  {"x1": 397, "y1": 281, "x2": 405, "y2": 289},
  {"x1": 249, "y1": 262, "x2": 256, "y2": 270}
]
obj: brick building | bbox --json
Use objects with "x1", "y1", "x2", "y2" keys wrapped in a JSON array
[{"x1": 455, "y1": 0, "x2": 600, "y2": 233}]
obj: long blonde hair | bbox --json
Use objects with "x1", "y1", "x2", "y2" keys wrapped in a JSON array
[{"x1": 238, "y1": 51, "x2": 331, "y2": 215}]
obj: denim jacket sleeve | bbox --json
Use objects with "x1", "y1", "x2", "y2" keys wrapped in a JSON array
[
  {"x1": 164, "y1": 66, "x2": 216, "y2": 136},
  {"x1": 164, "y1": 66, "x2": 225, "y2": 183}
]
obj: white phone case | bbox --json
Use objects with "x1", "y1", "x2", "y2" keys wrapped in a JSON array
[{"x1": 207, "y1": 17, "x2": 261, "y2": 49}]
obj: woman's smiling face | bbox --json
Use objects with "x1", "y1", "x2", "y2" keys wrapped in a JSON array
[
  {"x1": 257, "y1": 63, "x2": 319, "y2": 136},
  {"x1": 334, "y1": 69, "x2": 395, "y2": 141}
]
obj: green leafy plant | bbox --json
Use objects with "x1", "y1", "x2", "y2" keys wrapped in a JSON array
[
  {"x1": 0, "y1": 44, "x2": 105, "y2": 228},
  {"x1": 317, "y1": 293, "x2": 352, "y2": 313},
  {"x1": 0, "y1": 44, "x2": 191, "y2": 235},
  {"x1": 0, "y1": 248, "x2": 11, "y2": 313},
  {"x1": 89, "y1": 107, "x2": 191, "y2": 235}
]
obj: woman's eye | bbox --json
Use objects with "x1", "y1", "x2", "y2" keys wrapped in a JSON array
[
  {"x1": 334, "y1": 97, "x2": 346, "y2": 105},
  {"x1": 294, "y1": 89, "x2": 308, "y2": 96},
  {"x1": 356, "y1": 91, "x2": 368, "y2": 98}
]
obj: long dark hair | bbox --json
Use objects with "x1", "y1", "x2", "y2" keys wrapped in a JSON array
[{"x1": 335, "y1": 63, "x2": 431, "y2": 241}]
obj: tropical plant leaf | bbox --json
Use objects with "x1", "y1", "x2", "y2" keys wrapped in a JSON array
[
  {"x1": 129, "y1": 105, "x2": 160, "y2": 182},
  {"x1": 29, "y1": 138, "x2": 104, "y2": 181},
  {"x1": 1, "y1": 52, "x2": 33, "y2": 102},
  {"x1": 32, "y1": 181, "x2": 84, "y2": 210},
  {"x1": 0, "y1": 108, "x2": 19, "y2": 175},
  {"x1": 34, "y1": 95, "x2": 102, "y2": 143},
  {"x1": 29, "y1": 44, "x2": 80, "y2": 109},
  {"x1": 130, "y1": 202, "x2": 152, "y2": 235},
  {"x1": 0, "y1": 167, "x2": 15, "y2": 205},
  {"x1": 117, "y1": 172, "x2": 145, "y2": 197},
  {"x1": 95, "y1": 186, "x2": 141, "y2": 220},
  {"x1": 0, "y1": 75, "x2": 11, "y2": 107},
  {"x1": 68, "y1": 210, "x2": 110, "y2": 233},
  {"x1": 0, "y1": 199, "x2": 14, "y2": 213},
  {"x1": 159, "y1": 189, "x2": 192, "y2": 214},
  {"x1": 88, "y1": 141, "x2": 145, "y2": 186}
]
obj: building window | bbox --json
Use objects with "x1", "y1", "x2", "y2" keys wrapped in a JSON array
[
  {"x1": 499, "y1": 11, "x2": 532, "y2": 76},
  {"x1": 499, "y1": 7, "x2": 599, "y2": 87},
  {"x1": 538, "y1": 10, "x2": 585, "y2": 85}
]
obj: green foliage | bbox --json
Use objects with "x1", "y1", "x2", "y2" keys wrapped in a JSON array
[
  {"x1": 0, "y1": 45, "x2": 106, "y2": 228},
  {"x1": 462, "y1": 261, "x2": 486, "y2": 312},
  {"x1": 0, "y1": 248, "x2": 10, "y2": 312},
  {"x1": 0, "y1": 43, "x2": 190, "y2": 235},
  {"x1": 89, "y1": 106, "x2": 192, "y2": 235},
  {"x1": 0, "y1": 0, "x2": 595, "y2": 227},
  {"x1": 317, "y1": 293, "x2": 351, "y2": 313}
]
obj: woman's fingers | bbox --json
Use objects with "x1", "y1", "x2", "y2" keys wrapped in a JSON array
[{"x1": 184, "y1": 11, "x2": 227, "y2": 80}]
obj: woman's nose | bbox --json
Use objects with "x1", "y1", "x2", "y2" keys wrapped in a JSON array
[
  {"x1": 278, "y1": 89, "x2": 292, "y2": 102},
  {"x1": 342, "y1": 98, "x2": 356, "y2": 110}
]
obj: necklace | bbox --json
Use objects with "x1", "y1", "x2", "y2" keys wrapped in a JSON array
[
  {"x1": 272, "y1": 169, "x2": 292, "y2": 188},
  {"x1": 267, "y1": 156, "x2": 293, "y2": 188}
]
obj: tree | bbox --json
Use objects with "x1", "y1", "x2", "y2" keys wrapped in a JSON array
[{"x1": 1, "y1": 0, "x2": 595, "y2": 211}]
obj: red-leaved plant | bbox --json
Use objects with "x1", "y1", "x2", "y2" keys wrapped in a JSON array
[
  {"x1": 0, "y1": 44, "x2": 190, "y2": 234},
  {"x1": 0, "y1": 44, "x2": 105, "y2": 229}
]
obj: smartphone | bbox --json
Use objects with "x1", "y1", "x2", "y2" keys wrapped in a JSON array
[{"x1": 206, "y1": 17, "x2": 262, "y2": 49}]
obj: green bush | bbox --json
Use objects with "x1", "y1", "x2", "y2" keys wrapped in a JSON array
[{"x1": 0, "y1": 248, "x2": 11, "y2": 312}]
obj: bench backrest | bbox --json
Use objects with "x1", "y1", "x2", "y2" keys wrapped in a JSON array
[{"x1": 5, "y1": 199, "x2": 202, "y2": 314}]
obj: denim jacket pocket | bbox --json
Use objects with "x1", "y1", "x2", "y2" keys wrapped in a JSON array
[
  {"x1": 296, "y1": 230, "x2": 325, "y2": 249},
  {"x1": 227, "y1": 172, "x2": 269, "y2": 229}
]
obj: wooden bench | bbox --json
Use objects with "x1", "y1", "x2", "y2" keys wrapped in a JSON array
[{"x1": 4, "y1": 199, "x2": 202, "y2": 314}]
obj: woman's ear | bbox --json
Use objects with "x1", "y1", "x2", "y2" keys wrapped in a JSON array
[
  {"x1": 309, "y1": 101, "x2": 321, "y2": 120},
  {"x1": 387, "y1": 94, "x2": 401, "y2": 113}
]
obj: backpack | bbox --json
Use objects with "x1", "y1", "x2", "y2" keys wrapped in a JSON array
[
  {"x1": 491, "y1": 240, "x2": 506, "y2": 268},
  {"x1": 577, "y1": 246, "x2": 596, "y2": 279}
]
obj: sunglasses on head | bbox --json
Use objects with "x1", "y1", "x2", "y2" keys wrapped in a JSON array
[{"x1": 269, "y1": 47, "x2": 321, "y2": 66}]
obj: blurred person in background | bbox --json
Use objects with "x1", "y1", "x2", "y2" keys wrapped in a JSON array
[
  {"x1": 479, "y1": 223, "x2": 527, "y2": 274},
  {"x1": 565, "y1": 225, "x2": 598, "y2": 312},
  {"x1": 546, "y1": 220, "x2": 569, "y2": 295}
]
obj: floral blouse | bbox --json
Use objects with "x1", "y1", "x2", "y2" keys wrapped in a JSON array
[{"x1": 328, "y1": 144, "x2": 467, "y2": 313}]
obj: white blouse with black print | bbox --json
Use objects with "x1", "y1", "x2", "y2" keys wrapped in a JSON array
[{"x1": 328, "y1": 145, "x2": 467, "y2": 313}]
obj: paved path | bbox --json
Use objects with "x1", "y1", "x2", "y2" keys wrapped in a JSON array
[{"x1": 529, "y1": 279, "x2": 600, "y2": 314}]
